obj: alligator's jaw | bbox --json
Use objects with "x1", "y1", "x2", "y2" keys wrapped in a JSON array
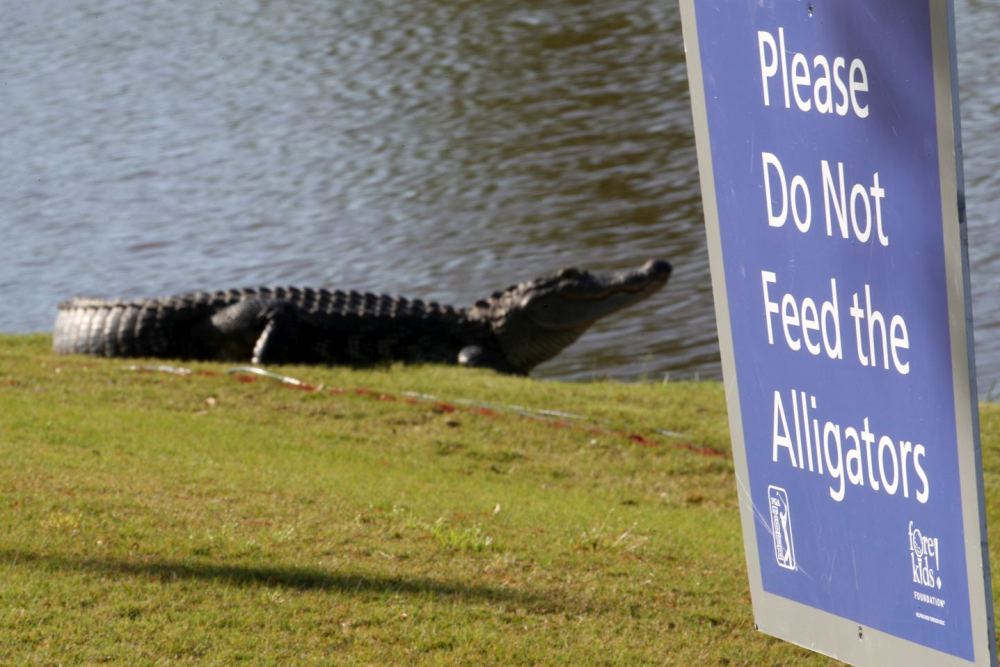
[{"x1": 485, "y1": 259, "x2": 672, "y2": 372}]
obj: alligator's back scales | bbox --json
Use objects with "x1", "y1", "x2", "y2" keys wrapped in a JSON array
[
  {"x1": 53, "y1": 260, "x2": 672, "y2": 375},
  {"x1": 55, "y1": 287, "x2": 478, "y2": 365}
]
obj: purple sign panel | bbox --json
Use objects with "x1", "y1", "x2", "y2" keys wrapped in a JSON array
[{"x1": 681, "y1": 0, "x2": 992, "y2": 662}]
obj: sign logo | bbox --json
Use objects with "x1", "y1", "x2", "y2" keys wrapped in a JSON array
[
  {"x1": 768, "y1": 485, "x2": 796, "y2": 570},
  {"x1": 909, "y1": 521, "x2": 941, "y2": 590}
]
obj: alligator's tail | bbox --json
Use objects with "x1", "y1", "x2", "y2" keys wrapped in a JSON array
[{"x1": 54, "y1": 298, "x2": 185, "y2": 358}]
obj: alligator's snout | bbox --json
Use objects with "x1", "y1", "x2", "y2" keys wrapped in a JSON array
[
  {"x1": 642, "y1": 258, "x2": 672, "y2": 280},
  {"x1": 577, "y1": 258, "x2": 672, "y2": 300},
  {"x1": 519, "y1": 258, "x2": 672, "y2": 327},
  {"x1": 613, "y1": 258, "x2": 671, "y2": 288}
]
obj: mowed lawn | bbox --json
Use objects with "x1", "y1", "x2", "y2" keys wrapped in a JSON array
[{"x1": 3, "y1": 334, "x2": 1000, "y2": 665}]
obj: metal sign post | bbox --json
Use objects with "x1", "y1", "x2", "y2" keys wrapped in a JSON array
[{"x1": 678, "y1": 1, "x2": 996, "y2": 664}]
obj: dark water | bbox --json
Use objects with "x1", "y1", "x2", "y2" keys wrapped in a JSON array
[{"x1": 0, "y1": 1, "x2": 997, "y2": 388}]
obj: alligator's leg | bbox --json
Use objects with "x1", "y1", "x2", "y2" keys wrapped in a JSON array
[
  {"x1": 251, "y1": 302, "x2": 301, "y2": 365},
  {"x1": 205, "y1": 298, "x2": 300, "y2": 364},
  {"x1": 457, "y1": 345, "x2": 527, "y2": 376}
]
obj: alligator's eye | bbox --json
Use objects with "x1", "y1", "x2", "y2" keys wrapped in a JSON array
[{"x1": 557, "y1": 268, "x2": 581, "y2": 279}]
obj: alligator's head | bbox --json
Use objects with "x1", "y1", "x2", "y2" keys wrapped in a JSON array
[{"x1": 468, "y1": 259, "x2": 672, "y2": 373}]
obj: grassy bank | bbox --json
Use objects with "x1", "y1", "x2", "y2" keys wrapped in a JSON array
[{"x1": 2, "y1": 334, "x2": 997, "y2": 665}]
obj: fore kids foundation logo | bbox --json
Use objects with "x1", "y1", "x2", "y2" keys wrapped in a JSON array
[{"x1": 908, "y1": 521, "x2": 941, "y2": 590}]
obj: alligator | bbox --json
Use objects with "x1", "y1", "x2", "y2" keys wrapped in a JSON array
[{"x1": 53, "y1": 259, "x2": 671, "y2": 375}]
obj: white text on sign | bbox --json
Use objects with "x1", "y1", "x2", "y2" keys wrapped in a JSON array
[{"x1": 757, "y1": 28, "x2": 870, "y2": 118}]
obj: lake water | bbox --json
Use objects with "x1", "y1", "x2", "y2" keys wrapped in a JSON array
[{"x1": 1, "y1": 0, "x2": 998, "y2": 389}]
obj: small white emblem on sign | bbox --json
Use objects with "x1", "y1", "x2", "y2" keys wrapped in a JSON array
[{"x1": 768, "y1": 485, "x2": 796, "y2": 570}]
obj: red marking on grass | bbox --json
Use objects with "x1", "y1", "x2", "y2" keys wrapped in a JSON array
[
  {"x1": 0, "y1": 380, "x2": 19, "y2": 387},
  {"x1": 628, "y1": 434, "x2": 660, "y2": 447},
  {"x1": 678, "y1": 442, "x2": 727, "y2": 458},
  {"x1": 129, "y1": 364, "x2": 729, "y2": 460}
]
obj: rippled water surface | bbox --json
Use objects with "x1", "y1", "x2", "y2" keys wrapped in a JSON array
[{"x1": 1, "y1": 0, "x2": 998, "y2": 387}]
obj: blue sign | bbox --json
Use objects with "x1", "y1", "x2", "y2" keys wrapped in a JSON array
[{"x1": 679, "y1": 0, "x2": 995, "y2": 664}]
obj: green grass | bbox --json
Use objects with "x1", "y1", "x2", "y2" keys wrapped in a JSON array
[{"x1": 3, "y1": 333, "x2": 997, "y2": 665}]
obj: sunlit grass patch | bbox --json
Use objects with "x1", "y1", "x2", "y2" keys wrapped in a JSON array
[{"x1": 0, "y1": 333, "x2": 894, "y2": 665}]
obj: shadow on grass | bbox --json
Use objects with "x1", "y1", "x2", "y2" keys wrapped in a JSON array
[{"x1": 1, "y1": 548, "x2": 561, "y2": 610}]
